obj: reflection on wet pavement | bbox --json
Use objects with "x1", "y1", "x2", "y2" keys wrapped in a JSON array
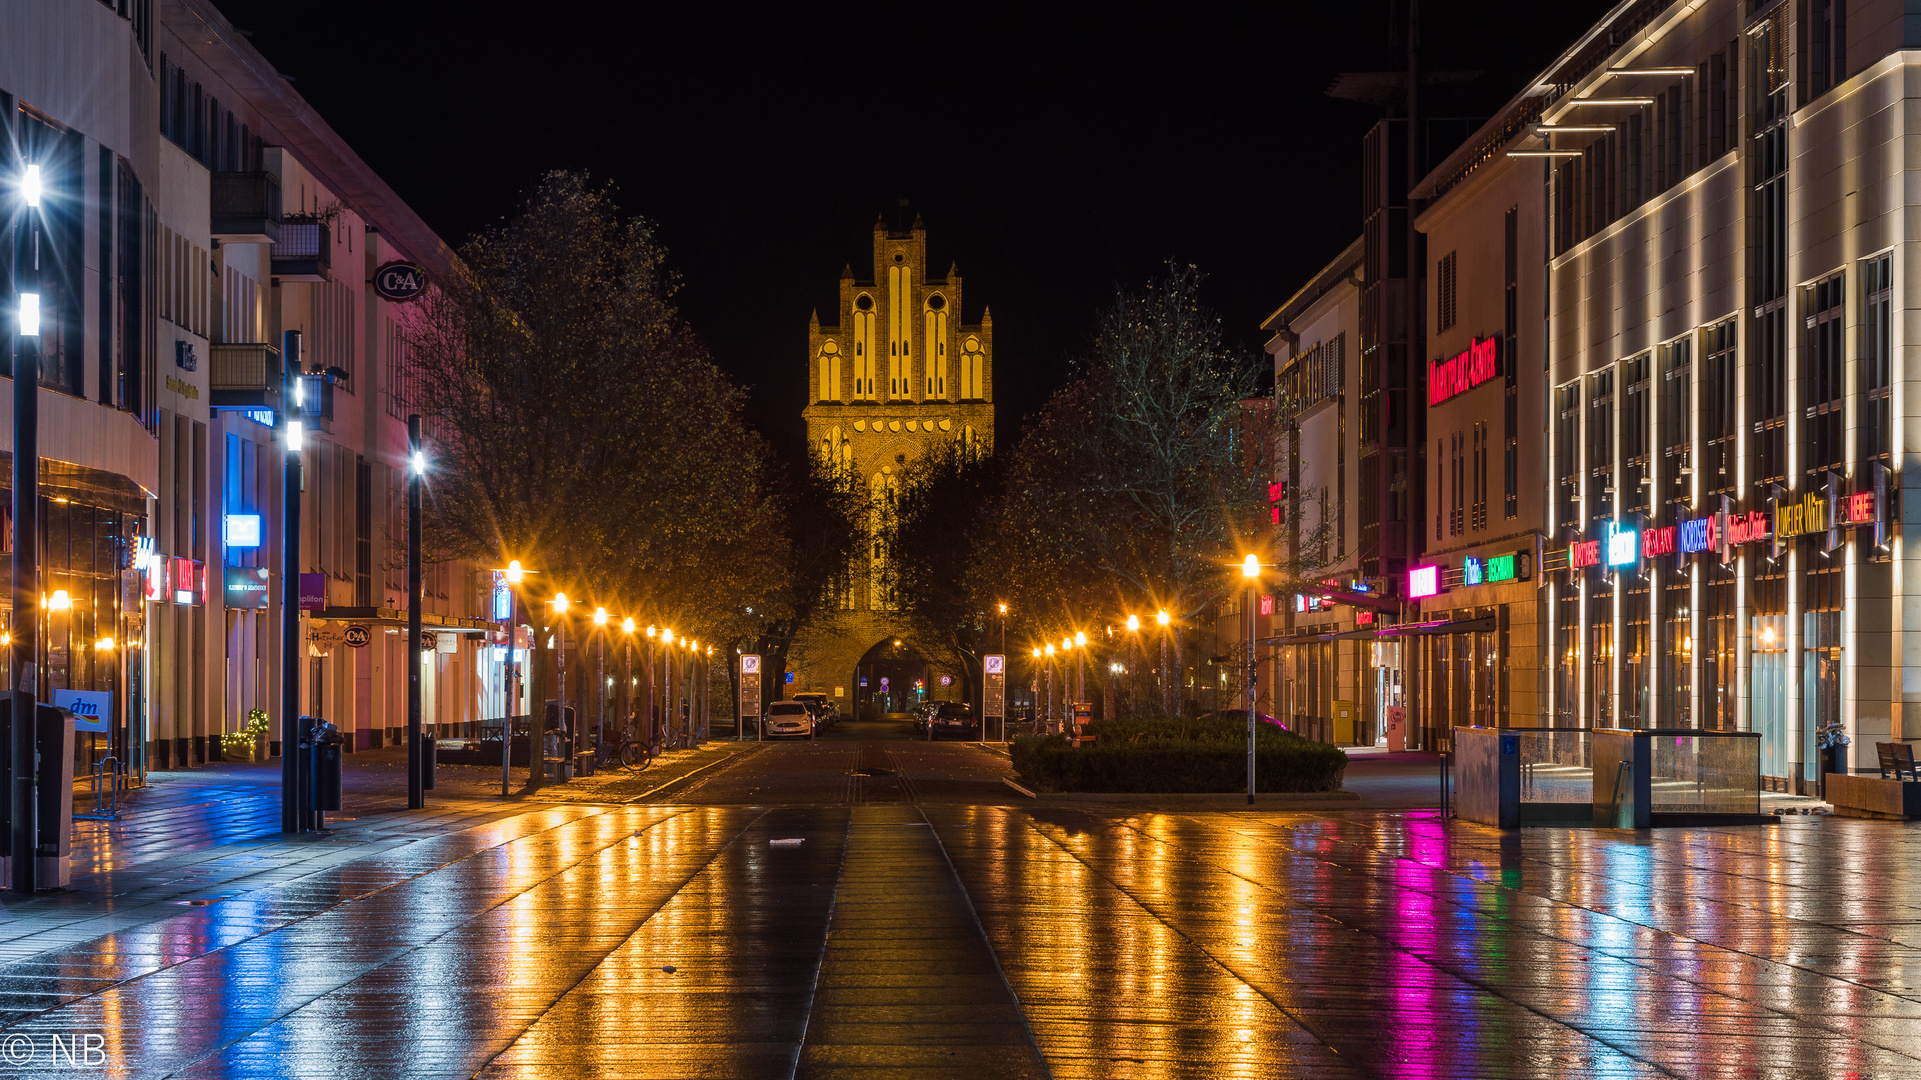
[{"x1": 6, "y1": 798, "x2": 1921, "y2": 1078}]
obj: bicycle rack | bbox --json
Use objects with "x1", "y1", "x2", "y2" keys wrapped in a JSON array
[{"x1": 74, "y1": 755, "x2": 124, "y2": 821}]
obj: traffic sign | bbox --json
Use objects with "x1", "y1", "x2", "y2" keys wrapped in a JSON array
[
  {"x1": 741, "y1": 654, "x2": 760, "y2": 675},
  {"x1": 983, "y1": 655, "x2": 1006, "y2": 722},
  {"x1": 984, "y1": 654, "x2": 1005, "y2": 675}
]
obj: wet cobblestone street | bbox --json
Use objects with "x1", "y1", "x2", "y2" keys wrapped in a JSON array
[{"x1": 0, "y1": 724, "x2": 1912, "y2": 1077}]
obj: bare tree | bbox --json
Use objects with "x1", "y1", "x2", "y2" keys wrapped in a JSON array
[{"x1": 400, "y1": 172, "x2": 785, "y2": 642}]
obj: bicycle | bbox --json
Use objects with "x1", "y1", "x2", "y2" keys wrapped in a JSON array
[{"x1": 595, "y1": 724, "x2": 653, "y2": 772}]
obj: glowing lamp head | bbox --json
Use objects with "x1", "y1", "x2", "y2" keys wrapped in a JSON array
[
  {"x1": 1242, "y1": 554, "x2": 1260, "y2": 578},
  {"x1": 1075, "y1": 631, "x2": 1086, "y2": 647},
  {"x1": 286, "y1": 419, "x2": 304, "y2": 453},
  {"x1": 96, "y1": 636, "x2": 114, "y2": 651},
  {"x1": 646, "y1": 624, "x2": 656, "y2": 638},
  {"x1": 1126, "y1": 614, "x2": 1140, "y2": 631},
  {"x1": 1045, "y1": 644, "x2": 1055, "y2": 656},
  {"x1": 410, "y1": 451, "x2": 426, "y2": 476},
  {"x1": 593, "y1": 606, "x2": 608, "y2": 626},
  {"x1": 998, "y1": 602, "x2": 1007, "y2": 615},
  {"x1": 505, "y1": 559, "x2": 524, "y2": 584},
  {"x1": 47, "y1": 590, "x2": 70, "y2": 611},
  {"x1": 21, "y1": 163, "x2": 42, "y2": 208},
  {"x1": 17, "y1": 292, "x2": 39, "y2": 338},
  {"x1": 1061, "y1": 637, "x2": 1071, "y2": 650},
  {"x1": 1157, "y1": 609, "x2": 1170, "y2": 626},
  {"x1": 552, "y1": 592, "x2": 569, "y2": 613},
  {"x1": 1032, "y1": 648, "x2": 1041, "y2": 658},
  {"x1": 662, "y1": 629, "x2": 673, "y2": 645},
  {"x1": 622, "y1": 617, "x2": 635, "y2": 633},
  {"x1": 1761, "y1": 625, "x2": 1777, "y2": 647}
]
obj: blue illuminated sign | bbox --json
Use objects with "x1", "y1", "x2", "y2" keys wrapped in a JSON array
[
  {"x1": 1462, "y1": 557, "x2": 1484, "y2": 585},
  {"x1": 1605, "y1": 522, "x2": 1639, "y2": 567},
  {"x1": 223, "y1": 514, "x2": 262, "y2": 548}
]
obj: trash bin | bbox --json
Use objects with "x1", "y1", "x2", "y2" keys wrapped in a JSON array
[
  {"x1": 418, "y1": 730, "x2": 437, "y2": 790},
  {"x1": 308, "y1": 718, "x2": 344, "y2": 812}
]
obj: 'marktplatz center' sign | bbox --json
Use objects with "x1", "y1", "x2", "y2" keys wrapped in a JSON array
[{"x1": 1428, "y1": 336, "x2": 1500, "y2": 405}]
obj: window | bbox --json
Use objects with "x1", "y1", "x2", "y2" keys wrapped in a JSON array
[
  {"x1": 1471, "y1": 422, "x2": 1488, "y2": 532},
  {"x1": 1860, "y1": 255, "x2": 1892, "y2": 470},
  {"x1": 384, "y1": 318, "x2": 408, "y2": 419},
  {"x1": 1799, "y1": 0, "x2": 1846, "y2": 104},
  {"x1": 1750, "y1": 14, "x2": 1789, "y2": 495},
  {"x1": 1588, "y1": 369, "x2": 1614, "y2": 524},
  {"x1": 1449, "y1": 431, "x2": 1465, "y2": 537},
  {"x1": 1504, "y1": 206, "x2": 1519, "y2": 518},
  {"x1": 1802, "y1": 273, "x2": 1846, "y2": 479},
  {"x1": 311, "y1": 277, "x2": 355, "y2": 389},
  {"x1": 1622, "y1": 354, "x2": 1650, "y2": 517},
  {"x1": 1557, "y1": 382, "x2": 1581, "y2": 531},
  {"x1": 818, "y1": 341, "x2": 842, "y2": 402},
  {"x1": 1659, "y1": 338, "x2": 1692, "y2": 512},
  {"x1": 1436, "y1": 252, "x2": 1457, "y2": 333},
  {"x1": 1701, "y1": 322, "x2": 1737, "y2": 497}
]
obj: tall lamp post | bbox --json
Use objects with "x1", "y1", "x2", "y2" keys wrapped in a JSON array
[
  {"x1": 1242, "y1": 554, "x2": 1261, "y2": 805},
  {"x1": 551, "y1": 593, "x2": 570, "y2": 779},
  {"x1": 279, "y1": 329, "x2": 306, "y2": 833},
  {"x1": 593, "y1": 607, "x2": 608, "y2": 763},
  {"x1": 1156, "y1": 609, "x2": 1172, "y2": 714},
  {"x1": 1124, "y1": 614, "x2": 1141, "y2": 717},
  {"x1": 405, "y1": 416, "x2": 425, "y2": 810},
  {"x1": 11, "y1": 162, "x2": 44, "y2": 887},
  {"x1": 1043, "y1": 643, "x2": 1056, "y2": 733},
  {"x1": 645, "y1": 625, "x2": 658, "y2": 752},
  {"x1": 501, "y1": 560, "x2": 529, "y2": 797},
  {"x1": 621, "y1": 617, "x2": 635, "y2": 742}
]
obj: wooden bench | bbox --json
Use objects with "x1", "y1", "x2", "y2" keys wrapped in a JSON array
[
  {"x1": 1830, "y1": 744, "x2": 1921, "y2": 819},
  {"x1": 1877, "y1": 742, "x2": 1920, "y2": 781}
]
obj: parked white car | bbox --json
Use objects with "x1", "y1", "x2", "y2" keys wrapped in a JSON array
[{"x1": 763, "y1": 700, "x2": 813, "y2": 738}]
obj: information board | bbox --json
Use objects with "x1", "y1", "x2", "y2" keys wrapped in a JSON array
[{"x1": 739, "y1": 655, "x2": 762, "y2": 720}]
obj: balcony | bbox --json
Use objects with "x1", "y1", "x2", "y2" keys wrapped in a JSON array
[
  {"x1": 209, "y1": 343, "x2": 283, "y2": 412},
  {"x1": 271, "y1": 218, "x2": 330, "y2": 282},
  {"x1": 295, "y1": 372, "x2": 335, "y2": 434},
  {"x1": 210, "y1": 171, "x2": 281, "y2": 244}
]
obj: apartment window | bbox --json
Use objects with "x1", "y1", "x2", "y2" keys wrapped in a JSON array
[
  {"x1": 1802, "y1": 273, "x2": 1846, "y2": 479},
  {"x1": 1860, "y1": 254, "x2": 1892, "y2": 470},
  {"x1": 1799, "y1": 0, "x2": 1847, "y2": 104},
  {"x1": 1436, "y1": 252, "x2": 1457, "y2": 333},
  {"x1": 384, "y1": 318, "x2": 408, "y2": 419}
]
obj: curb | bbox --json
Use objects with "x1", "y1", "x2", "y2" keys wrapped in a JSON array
[{"x1": 624, "y1": 743, "x2": 766, "y2": 803}]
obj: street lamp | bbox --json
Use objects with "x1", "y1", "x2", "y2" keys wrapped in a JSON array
[
  {"x1": 11, "y1": 161, "x2": 45, "y2": 886},
  {"x1": 552, "y1": 592, "x2": 571, "y2": 779},
  {"x1": 1156, "y1": 608, "x2": 1172, "y2": 714},
  {"x1": 592, "y1": 607, "x2": 609, "y2": 761},
  {"x1": 1241, "y1": 554, "x2": 1261, "y2": 805},
  {"x1": 405, "y1": 414, "x2": 427, "y2": 810}
]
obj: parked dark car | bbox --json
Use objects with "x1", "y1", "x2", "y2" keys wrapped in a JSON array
[{"x1": 921, "y1": 702, "x2": 978, "y2": 739}]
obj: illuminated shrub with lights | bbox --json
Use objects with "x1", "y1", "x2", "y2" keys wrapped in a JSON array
[{"x1": 1012, "y1": 718, "x2": 1347, "y2": 793}]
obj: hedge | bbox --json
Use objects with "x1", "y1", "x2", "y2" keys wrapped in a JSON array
[{"x1": 1011, "y1": 717, "x2": 1348, "y2": 794}]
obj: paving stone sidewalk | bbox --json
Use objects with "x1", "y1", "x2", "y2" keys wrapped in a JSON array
[{"x1": 0, "y1": 737, "x2": 757, "y2": 971}]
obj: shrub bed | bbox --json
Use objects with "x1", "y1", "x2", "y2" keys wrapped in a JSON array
[{"x1": 1012, "y1": 717, "x2": 1348, "y2": 793}]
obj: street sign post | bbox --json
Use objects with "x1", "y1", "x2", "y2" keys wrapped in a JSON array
[
  {"x1": 983, "y1": 655, "x2": 1005, "y2": 744},
  {"x1": 740, "y1": 655, "x2": 761, "y2": 742}
]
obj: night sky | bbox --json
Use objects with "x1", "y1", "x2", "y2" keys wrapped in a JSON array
[{"x1": 215, "y1": 1, "x2": 1614, "y2": 456}]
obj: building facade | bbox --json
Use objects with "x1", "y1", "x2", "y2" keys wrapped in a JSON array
[
  {"x1": 6, "y1": 0, "x2": 495, "y2": 778},
  {"x1": 791, "y1": 208, "x2": 993, "y2": 711},
  {"x1": 1527, "y1": 0, "x2": 1921, "y2": 791}
]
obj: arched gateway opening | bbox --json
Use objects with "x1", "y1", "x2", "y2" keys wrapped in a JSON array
[{"x1": 852, "y1": 637, "x2": 935, "y2": 718}]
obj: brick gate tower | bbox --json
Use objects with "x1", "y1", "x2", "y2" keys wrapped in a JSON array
[{"x1": 789, "y1": 204, "x2": 994, "y2": 714}]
